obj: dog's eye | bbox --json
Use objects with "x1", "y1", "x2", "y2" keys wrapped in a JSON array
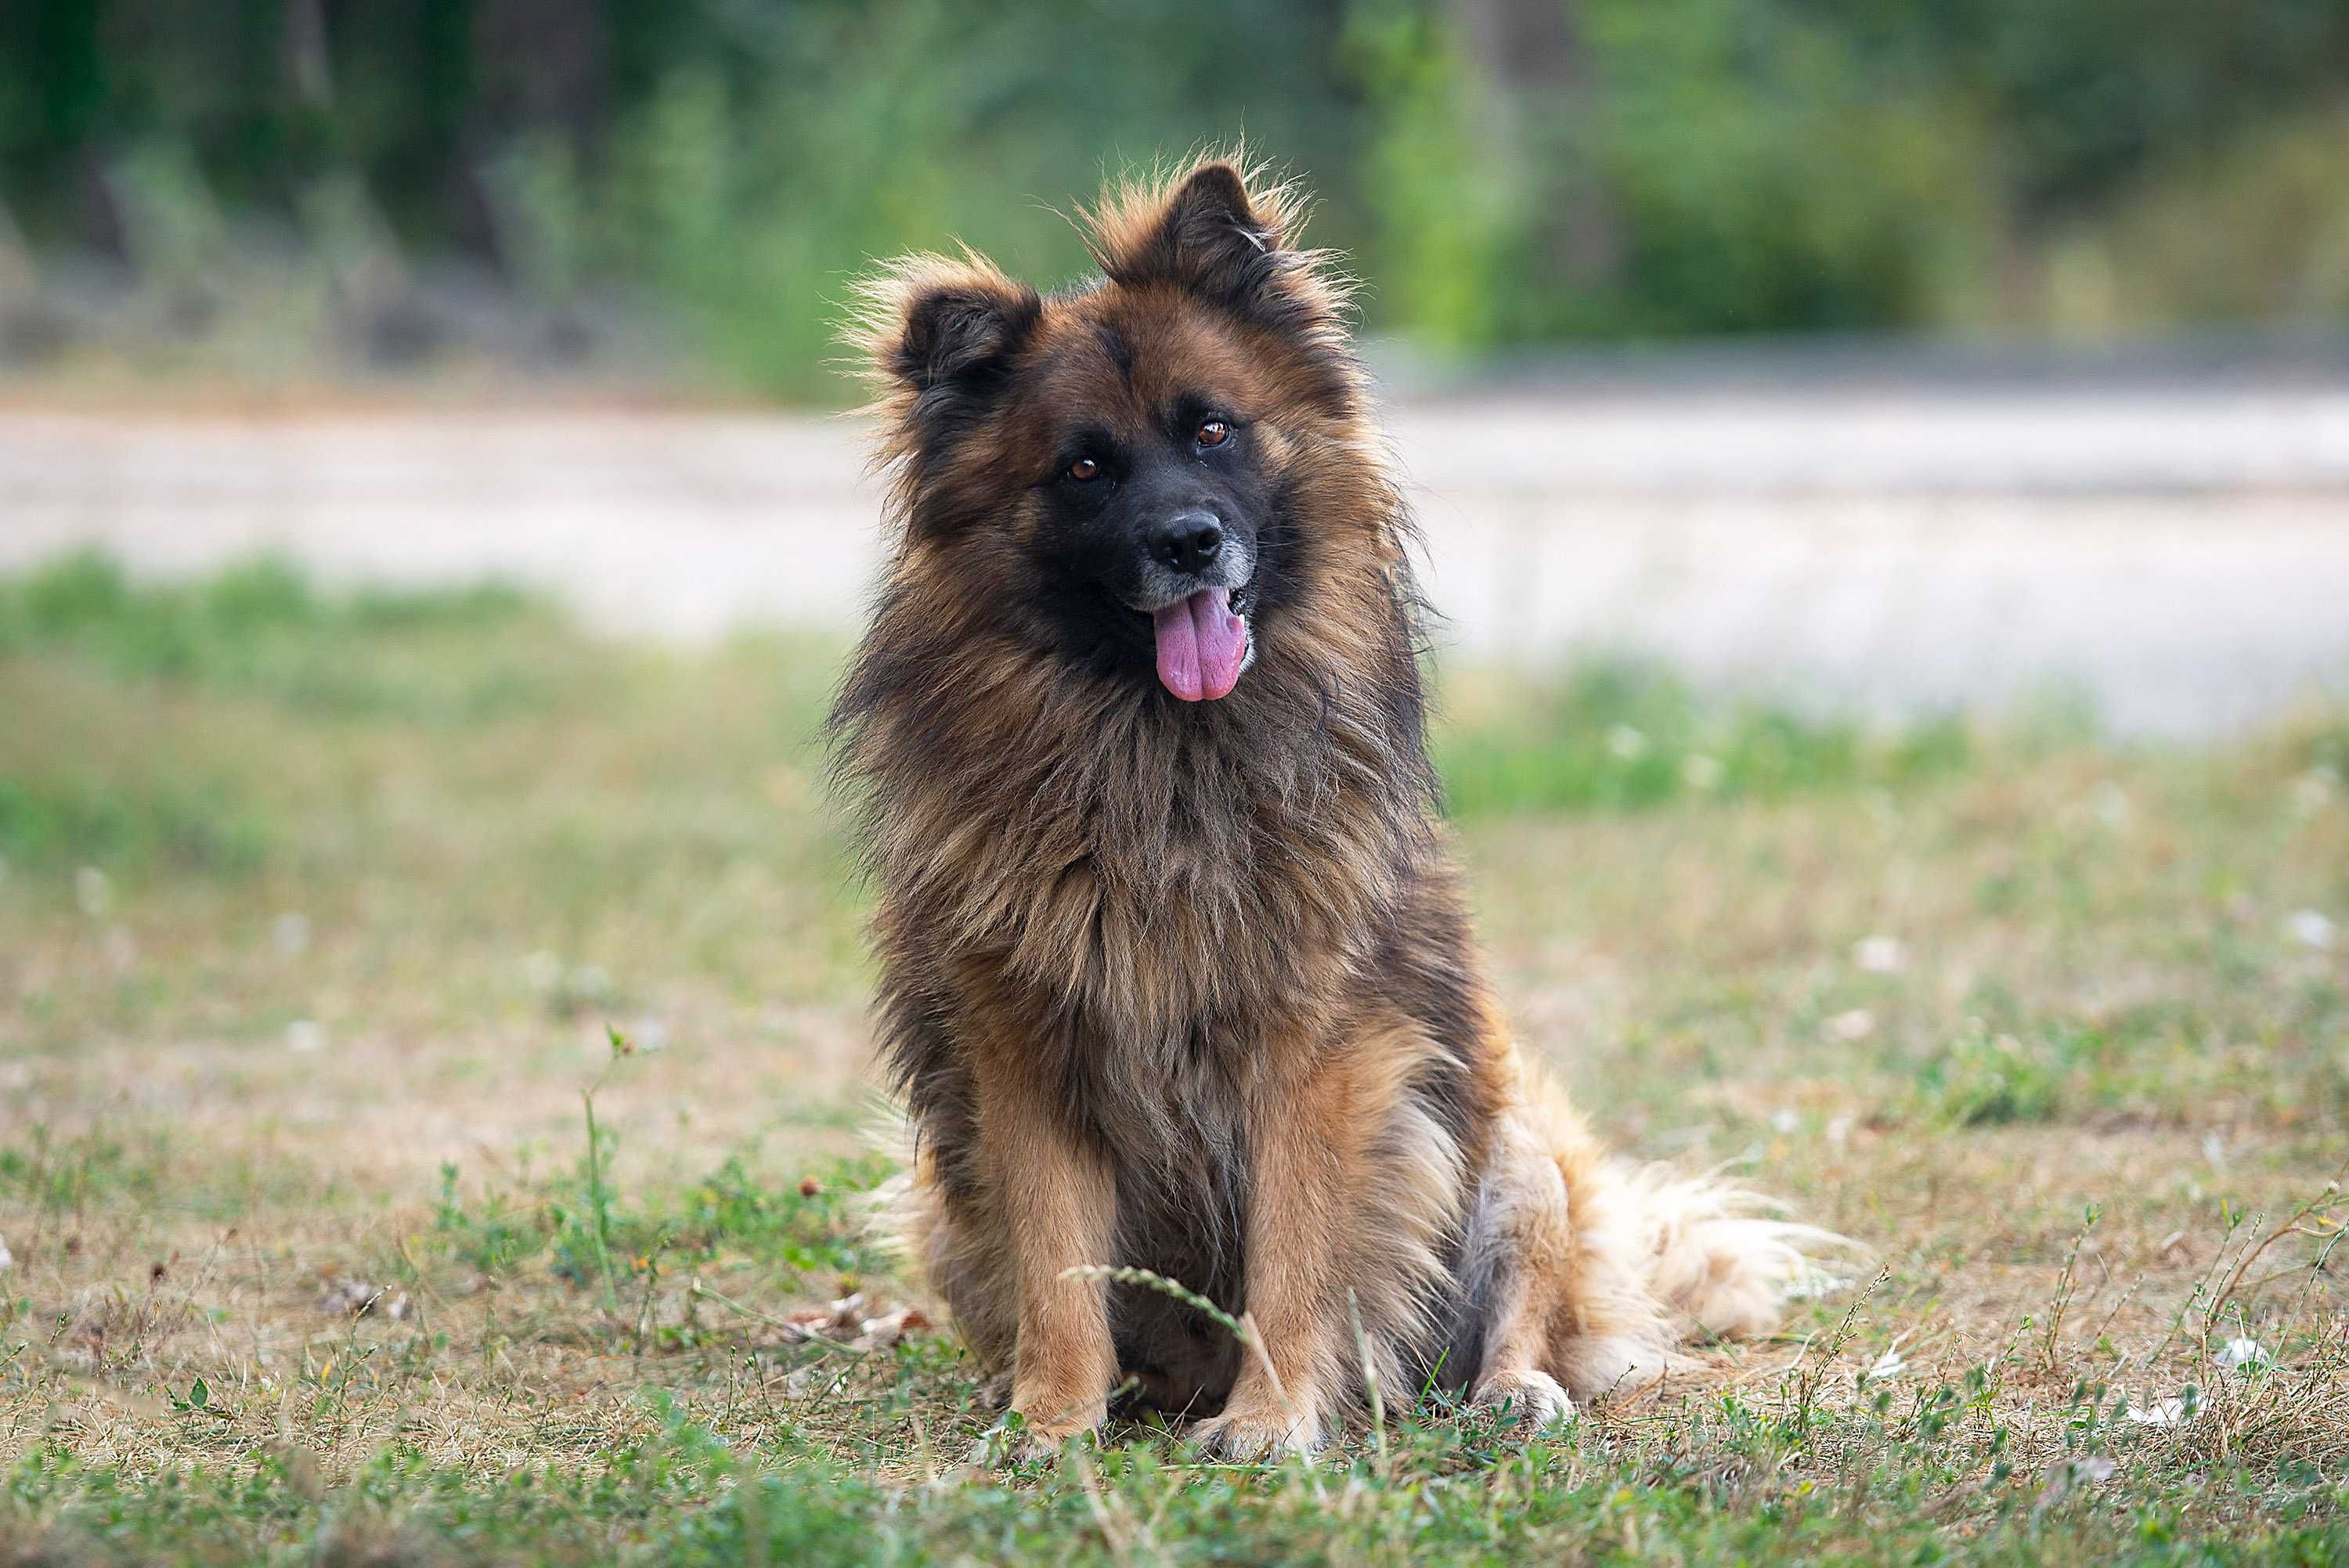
[
  {"x1": 1196, "y1": 420, "x2": 1230, "y2": 449},
  {"x1": 1066, "y1": 456, "x2": 1100, "y2": 481}
]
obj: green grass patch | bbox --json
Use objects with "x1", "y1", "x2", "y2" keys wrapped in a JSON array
[
  {"x1": 429, "y1": 1148, "x2": 891, "y2": 1301},
  {"x1": 4, "y1": 1397, "x2": 2344, "y2": 1567},
  {"x1": 419, "y1": 1029, "x2": 892, "y2": 1324},
  {"x1": 0, "y1": 1128, "x2": 162, "y2": 1220},
  {"x1": 0, "y1": 552, "x2": 558, "y2": 725},
  {"x1": 0, "y1": 775, "x2": 267, "y2": 878},
  {"x1": 1437, "y1": 661, "x2": 1972, "y2": 817}
]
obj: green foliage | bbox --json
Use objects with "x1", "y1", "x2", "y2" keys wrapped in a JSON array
[
  {"x1": 7, "y1": 2, "x2": 2349, "y2": 388},
  {"x1": 1573, "y1": 0, "x2": 1990, "y2": 337},
  {"x1": 2008, "y1": 103, "x2": 2349, "y2": 334},
  {"x1": 1339, "y1": 6, "x2": 1519, "y2": 348}
]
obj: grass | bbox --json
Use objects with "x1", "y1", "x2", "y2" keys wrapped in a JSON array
[
  {"x1": 1, "y1": 558, "x2": 2344, "y2": 1565},
  {"x1": 1435, "y1": 661, "x2": 1976, "y2": 816}
]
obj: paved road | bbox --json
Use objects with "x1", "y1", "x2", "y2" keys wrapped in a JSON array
[{"x1": 7, "y1": 387, "x2": 2349, "y2": 734}]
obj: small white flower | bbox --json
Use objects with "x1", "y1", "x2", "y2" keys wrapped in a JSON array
[
  {"x1": 1854, "y1": 935, "x2": 1907, "y2": 975},
  {"x1": 273, "y1": 912, "x2": 311, "y2": 956},
  {"x1": 2040, "y1": 1454, "x2": 2117, "y2": 1501},
  {"x1": 2286, "y1": 910, "x2": 2336, "y2": 951},
  {"x1": 1605, "y1": 724, "x2": 1650, "y2": 762},
  {"x1": 74, "y1": 866, "x2": 113, "y2": 918},
  {"x1": 2050, "y1": 1454, "x2": 2116, "y2": 1484},
  {"x1": 1828, "y1": 1007, "x2": 1875, "y2": 1042},
  {"x1": 287, "y1": 1019, "x2": 327, "y2": 1054},
  {"x1": 0, "y1": 1233, "x2": 13, "y2": 1271},
  {"x1": 1771, "y1": 1107, "x2": 1800, "y2": 1135},
  {"x1": 1825, "y1": 1114, "x2": 1856, "y2": 1148},
  {"x1": 1863, "y1": 1347, "x2": 1908, "y2": 1382},
  {"x1": 2124, "y1": 1394, "x2": 2194, "y2": 1428},
  {"x1": 2215, "y1": 1336, "x2": 2271, "y2": 1373},
  {"x1": 2091, "y1": 782, "x2": 2133, "y2": 827},
  {"x1": 1682, "y1": 753, "x2": 1724, "y2": 791}
]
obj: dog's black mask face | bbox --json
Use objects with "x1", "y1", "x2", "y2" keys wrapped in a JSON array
[
  {"x1": 1035, "y1": 394, "x2": 1265, "y2": 618},
  {"x1": 864, "y1": 161, "x2": 1356, "y2": 702},
  {"x1": 1016, "y1": 340, "x2": 1296, "y2": 701}
]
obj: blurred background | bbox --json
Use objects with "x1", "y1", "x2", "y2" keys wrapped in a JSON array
[
  {"x1": 9, "y1": 0, "x2": 2349, "y2": 388},
  {"x1": 4, "y1": 0, "x2": 2349, "y2": 726}
]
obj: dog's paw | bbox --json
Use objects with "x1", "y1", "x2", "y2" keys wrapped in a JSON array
[
  {"x1": 1470, "y1": 1368, "x2": 1576, "y2": 1435},
  {"x1": 1006, "y1": 1385, "x2": 1110, "y2": 1462},
  {"x1": 1192, "y1": 1402, "x2": 1326, "y2": 1462},
  {"x1": 968, "y1": 1403, "x2": 1105, "y2": 1467}
]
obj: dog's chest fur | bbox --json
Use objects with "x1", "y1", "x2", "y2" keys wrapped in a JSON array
[
  {"x1": 846, "y1": 616, "x2": 1429, "y2": 1040},
  {"x1": 840, "y1": 604, "x2": 1458, "y2": 1398}
]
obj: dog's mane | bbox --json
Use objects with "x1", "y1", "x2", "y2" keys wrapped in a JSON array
[{"x1": 828, "y1": 521, "x2": 1437, "y2": 1037}]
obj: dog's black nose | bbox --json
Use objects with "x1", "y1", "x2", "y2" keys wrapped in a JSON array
[{"x1": 1149, "y1": 513, "x2": 1223, "y2": 576}]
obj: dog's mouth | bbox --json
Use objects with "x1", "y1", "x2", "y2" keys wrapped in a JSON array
[{"x1": 1149, "y1": 586, "x2": 1250, "y2": 702}]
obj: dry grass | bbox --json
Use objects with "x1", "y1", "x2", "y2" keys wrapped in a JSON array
[{"x1": 1, "y1": 556, "x2": 2344, "y2": 1564}]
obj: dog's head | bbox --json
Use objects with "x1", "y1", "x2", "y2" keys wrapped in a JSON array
[{"x1": 849, "y1": 157, "x2": 1387, "y2": 705}]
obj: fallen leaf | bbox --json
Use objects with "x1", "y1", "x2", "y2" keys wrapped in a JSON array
[
  {"x1": 849, "y1": 1304, "x2": 933, "y2": 1350},
  {"x1": 778, "y1": 1292, "x2": 932, "y2": 1350}
]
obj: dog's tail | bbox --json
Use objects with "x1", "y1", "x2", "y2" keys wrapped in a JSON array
[
  {"x1": 1604, "y1": 1158, "x2": 1840, "y2": 1341},
  {"x1": 1530, "y1": 1095, "x2": 1849, "y2": 1397}
]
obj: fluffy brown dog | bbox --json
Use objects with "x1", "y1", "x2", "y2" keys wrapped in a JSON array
[{"x1": 833, "y1": 156, "x2": 1820, "y2": 1458}]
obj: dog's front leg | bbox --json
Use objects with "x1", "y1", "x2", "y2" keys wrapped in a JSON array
[
  {"x1": 974, "y1": 1060, "x2": 1117, "y2": 1457},
  {"x1": 1194, "y1": 1056, "x2": 1355, "y2": 1459}
]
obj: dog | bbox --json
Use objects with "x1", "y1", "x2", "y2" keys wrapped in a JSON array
[{"x1": 832, "y1": 155, "x2": 1823, "y2": 1458}]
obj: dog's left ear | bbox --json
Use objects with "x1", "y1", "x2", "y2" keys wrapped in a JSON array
[{"x1": 1093, "y1": 160, "x2": 1312, "y2": 322}]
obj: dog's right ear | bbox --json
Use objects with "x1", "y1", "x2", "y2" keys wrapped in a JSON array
[{"x1": 849, "y1": 252, "x2": 1041, "y2": 403}]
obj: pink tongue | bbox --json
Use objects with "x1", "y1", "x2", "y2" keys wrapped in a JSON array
[{"x1": 1152, "y1": 587, "x2": 1248, "y2": 702}]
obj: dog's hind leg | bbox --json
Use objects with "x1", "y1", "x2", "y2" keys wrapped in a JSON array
[
  {"x1": 1474, "y1": 1064, "x2": 1827, "y2": 1429},
  {"x1": 1469, "y1": 1098, "x2": 1674, "y2": 1429}
]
